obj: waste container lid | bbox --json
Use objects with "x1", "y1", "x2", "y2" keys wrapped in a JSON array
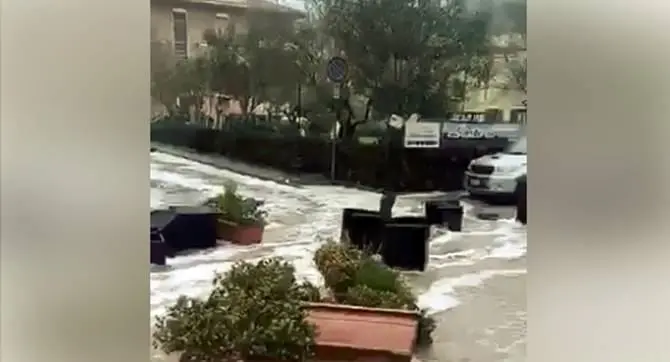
[{"x1": 150, "y1": 209, "x2": 176, "y2": 229}]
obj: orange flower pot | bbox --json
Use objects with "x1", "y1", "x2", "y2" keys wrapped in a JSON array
[
  {"x1": 217, "y1": 220, "x2": 264, "y2": 245},
  {"x1": 304, "y1": 302, "x2": 420, "y2": 362}
]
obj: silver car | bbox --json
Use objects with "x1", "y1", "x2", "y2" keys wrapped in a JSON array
[{"x1": 464, "y1": 136, "x2": 527, "y2": 197}]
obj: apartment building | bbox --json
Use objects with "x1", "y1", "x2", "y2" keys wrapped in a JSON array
[
  {"x1": 150, "y1": 0, "x2": 304, "y2": 118},
  {"x1": 151, "y1": 0, "x2": 303, "y2": 60}
]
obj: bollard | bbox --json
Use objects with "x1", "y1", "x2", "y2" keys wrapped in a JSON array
[
  {"x1": 381, "y1": 216, "x2": 430, "y2": 271},
  {"x1": 340, "y1": 208, "x2": 383, "y2": 253}
]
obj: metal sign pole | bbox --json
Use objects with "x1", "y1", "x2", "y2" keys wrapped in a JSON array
[
  {"x1": 330, "y1": 123, "x2": 337, "y2": 181},
  {"x1": 330, "y1": 85, "x2": 340, "y2": 181},
  {"x1": 326, "y1": 56, "x2": 348, "y2": 183}
]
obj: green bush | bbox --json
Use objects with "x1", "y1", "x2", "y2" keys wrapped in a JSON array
[
  {"x1": 210, "y1": 181, "x2": 267, "y2": 226},
  {"x1": 313, "y1": 240, "x2": 363, "y2": 294},
  {"x1": 153, "y1": 258, "x2": 319, "y2": 362},
  {"x1": 294, "y1": 281, "x2": 323, "y2": 303},
  {"x1": 352, "y1": 259, "x2": 405, "y2": 294},
  {"x1": 312, "y1": 242, "x2": 436, "y2": 349},
  {"x1": 340, "y1": 284, "x2": 410, "y2": 309}
]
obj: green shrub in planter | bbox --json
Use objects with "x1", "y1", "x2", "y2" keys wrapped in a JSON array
[
  {"x1": 340, "y1": 284, "x2": 410, "y2": 309},
  {"x1": 294, "y1": 281, "x2": 323, "y2": 303},
  {"x1": 312, "y1": 242, "x2": 436, "y2": 349},
  {"x1": 313, "y1": 240, "x2": 363, "y2": 294},
  {"x1": 153, "y1": 258, "x2": 319, "y2": 362},
  {"x1": 353, "y1": 259, "x2": 409, "y2": 295},
  {"x1": 210, "y1": 181, "x2": 267, "y2": 227}
]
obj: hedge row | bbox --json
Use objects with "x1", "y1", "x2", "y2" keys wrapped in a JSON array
[{"x1": 150, "y1": 123, "x2": 508, "y2": 192}]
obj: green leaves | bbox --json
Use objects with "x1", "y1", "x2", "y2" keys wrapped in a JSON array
[
  {"x1": 212, "y1": 181, "x2": 268, "y2": 226},
  {"x1": 153, "y1": 258, "x2": 319, "y2": 361},
  {"x1": 314, "y1": 240, "x2": 364, "y2": 294},
  {"x1": 308, "y1": 0, "x2": 496, "y2": 117},
  {"x1": 153, "y1": 242, "x2": 438, "y2": 360},
  {"x1": 313, "y1": 241, "x2": 435, "y2": 348}
]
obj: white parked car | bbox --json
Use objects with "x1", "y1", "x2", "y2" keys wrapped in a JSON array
[{"x1": 464, "y1": 135, "x2": 527, "y2": 197}]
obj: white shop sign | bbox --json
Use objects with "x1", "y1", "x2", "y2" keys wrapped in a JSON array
[
  {"x1": 403, "y1": 123, "x2": 441, "y2": 148},
  {"x1": 442, "y1": 123, "x2": 521, "y2": 139}
]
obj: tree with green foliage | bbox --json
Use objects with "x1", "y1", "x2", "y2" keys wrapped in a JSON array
[
  {"x1": 305, "y1": 0, "x2": 494, "y2": 138},
  {"x1": 496, "y1": 0, "x2": 526, "y2": 94},
  {"x1": 504, "y1": 0, "x2": 527, "y2": 94},
  {"x1": 151, "y1": 39, "x2": 213, "y2": 123},
  {"x1": 151, "y1": 41, "x2": 187, "y2": 118},
  {"x1": 203, "y1": 13, "x2": 320, "y2": 119}
]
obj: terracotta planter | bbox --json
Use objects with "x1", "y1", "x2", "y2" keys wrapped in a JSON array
[
  {"x1": 217, "y1": 220, "x2": 264, "y2": 245},
  {"x1": 304, "y1": 302, "x2": 419, "y2": 362}
]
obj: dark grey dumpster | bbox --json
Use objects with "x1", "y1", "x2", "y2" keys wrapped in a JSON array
[{"x1": 381, "y1": 216, "x2": 431, "y2": 271}]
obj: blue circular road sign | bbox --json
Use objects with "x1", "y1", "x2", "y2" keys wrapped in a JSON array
[{"x1": 326, "y1": 56, "x2": 348, "y2": 83}]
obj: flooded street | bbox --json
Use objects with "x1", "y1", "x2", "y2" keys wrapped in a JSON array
[{"x1": 150, "y1": 151, "x2": 526, "y2": 362}]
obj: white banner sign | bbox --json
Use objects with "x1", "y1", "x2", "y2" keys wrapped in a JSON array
[
  {"x1": 442, "y1": 123, "x2": 521, "y2": 140},
  {"x1": 404, "y1": 123, "x2": 441, "y2": 148}
]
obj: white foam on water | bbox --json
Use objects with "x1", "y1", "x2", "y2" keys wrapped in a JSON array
[
  {"x1": 150, "y1": 153, "x2": 316, "y2": 318},
  {"x1": 485, "y1": 238, "x2": 526, "y2": 260},
  {"x1": 151, "y1": 261, "x2": 235, "y2": 317},
  {"x1": 152, "y1": 152, "x2": 299, "y2": 193},
  {"x1": 151, "y1": 164, "x2": 222, "y2": 208},
  {"x1": 265, "y1": 221, "x2": 282, "y2": 230},
  {"x1": 483, "y1": 219, "x2": 526, "y2": 260},
  {"x1": 429, "y1": 230, "x2": 458, "y2": 246},
  {"x1": 164, "y1": 245, "x2": 248, "y2": 268},
  {"x1": 429, "y1": 259, "x2": 478, "y2": 269},
  {"x1": 430, "y1": 249, "x2": 476, "y2": 260},
  {"x1": 416, "y1": 269, "x2": 527, "y2": 315},
  {"x1": 150, "y1": 152, "x2": 527, "y2": 321},
  {"x1": 150, "y1": 188, "x2": 167, "y2": 209},
  {"x1": 151, "y1": 162, "x2": 221, "y2": 193},
  {"x1": 150, "y1": 180, "x2": 421, "y2": 319}
]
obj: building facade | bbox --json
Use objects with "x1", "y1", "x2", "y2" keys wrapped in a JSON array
[
  {"x1": 150, "y1": 0, "x2": 303, "y2": 119},
  {"x1": 151, "y1": 0, "x2": 302, "y2": 60}
]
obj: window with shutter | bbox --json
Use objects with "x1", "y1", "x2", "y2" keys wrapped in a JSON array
[{"x1": 172, "y1": 9, "x2": 188, "y2": 60}]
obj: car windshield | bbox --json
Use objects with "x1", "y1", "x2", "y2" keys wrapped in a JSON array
[{"x1": 504, "y1": 136, "x2": 526, "y2": 155}]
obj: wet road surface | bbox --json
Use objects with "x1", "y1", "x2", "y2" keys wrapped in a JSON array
[{"x1": 150, "y1": 151, "x2": 526, "y2": 362}]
